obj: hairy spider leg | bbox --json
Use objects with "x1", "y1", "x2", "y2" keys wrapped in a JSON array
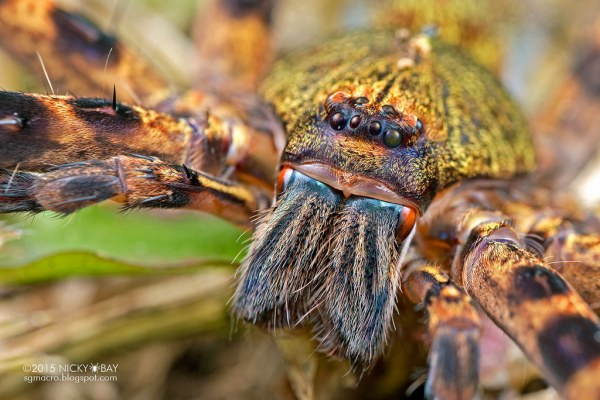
[
  {"x1": 403, "y1": 264, "x2": 480, "y2": 400},
  {"x1": 456, "y1": 215, "x2": 600, "y2": 399}
]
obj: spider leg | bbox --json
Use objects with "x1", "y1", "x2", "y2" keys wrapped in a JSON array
[
  {"x1": 543, "y1": 229, "x2": 600, "y2": 307},
  {"x1": 404, "y1": 264, "x2": 480, "y2": 400},
  {"x1": 532, "y1": 18, "x2": 600, "y2": 189},
  {"x1": 194, "y1": 0, "x2": 274, "y2": 92},
  {"x1": 455, "y1": 214, "x2": 600, "y2": 399},
  {"x1": 0, "y1": 91, "x2": 282, "y2": 185},
  {"x1": 0, "y1": 92, "x2": 198, "y2": 171},
  {"x1": 521, "y1": 214, "x2": 600, "y2": 307},
  {"x1": 0, "y1": 0, "x2": 286, "y2": 216},
  {"x1": 422, "y1": 180, "x2": 600, "y2": 307},
  {"x1": 0, "y1": 154, "x2": 268, "y2": 227},
  {"x1": 0, "y1": 0, "x2": 171, "y2": 104}
]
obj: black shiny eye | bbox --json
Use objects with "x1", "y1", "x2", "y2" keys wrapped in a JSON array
[
  {"x1": 368, "y1": 121, "x2": 381, "y2": 135},
  {"x1": 415, "y1": 118, "x2": 424, "y2": 134},
  {"x1": 349, "y1": 115, "x2": 361, "y2": 128},
  {"x1": 355, "y1": 97, "x2": 369, "y2": 106},
  {"x1": 382, "y1": 105, "x2": 396, "y2": 115},
  {"x1": 330, "y1": 112, "x2": 347, "y2": 130},
  {"x1": 383, "y1": 129, "x2": 402, "y2": 147}
]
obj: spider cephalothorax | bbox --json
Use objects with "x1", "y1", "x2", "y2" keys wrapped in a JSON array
[
  {"x1": 1, "y1": 0, "x2": 600, "y2": 399},
  {"x1": 234, "y1": 30, "x2": 535, "y2": 367}
]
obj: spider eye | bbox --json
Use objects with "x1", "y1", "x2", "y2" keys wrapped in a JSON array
[
  {"x1": 349, "y1": 115, "x2": 361, "y2": 128},
  {"x1": 381, "y1": 104, "x2": 396, "y2": 115},
  {"x1": 276, "y1": 167, "x2": 295, "y2": 197},
  {"x1": 369, "y1": 120, "x2": 382, "y2": 135},
  {"x1": 330, "y1": 112, "x2": 347, "y2": 130},
  {"x1": 396, "y1": 206, "x2": 417, "y2": 243},
  {"x1": 354, "y1": 96, "x2": 369, "y2": 106},
  {"x1": 383, "y1": 129, "x2": 402, "y2": 148},
  {"x1": 415, "y1": 118, "x2": 424, "y2": 134}
]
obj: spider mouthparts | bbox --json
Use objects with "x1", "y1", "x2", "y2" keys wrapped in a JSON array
[
  {"x1": 290, "y1": 162, "x2": 420, "y2": 211},
  {"x1": 234, "y1": 167, "x2": 417, "y2": 366}
]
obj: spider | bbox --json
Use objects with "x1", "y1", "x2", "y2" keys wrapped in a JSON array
[{"x1": 1, "y1": 0, "x2": 600, "y2": 399}]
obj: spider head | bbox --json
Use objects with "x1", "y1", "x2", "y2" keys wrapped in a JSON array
[
  {"x1": 234, "y1": 92, "x2": 432, "y2": 367},
  {"x1": 281, "y1": 90, "x2": 437, "y2": 215}
]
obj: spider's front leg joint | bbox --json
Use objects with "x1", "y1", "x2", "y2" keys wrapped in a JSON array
[
  {"x1": 454, "y1": 216, "x2": 600, "y2": 398},
  {"x1": 21, "y1": 155, "x2": 184, "y2": 213},
  {"x1": 0, "y1": 155, "x2": 266, "y2": 226},
  {"x1": 162, "y1": 91, "x2": 284, "y2": 185},
  {"x1": 404, "y1": 264, "x2": 480, "y2": 400}
]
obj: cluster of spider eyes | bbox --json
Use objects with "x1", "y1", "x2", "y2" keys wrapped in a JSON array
[{"x1": 326, "y1": 96, "x2": 423, "y2": 148}]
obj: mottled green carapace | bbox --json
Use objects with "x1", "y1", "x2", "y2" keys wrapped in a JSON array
[{"x1": 261, "y1": 30, "x2": 535, "y2": 213}]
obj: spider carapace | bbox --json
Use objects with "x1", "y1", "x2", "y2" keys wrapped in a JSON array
[{"x1": 1, "y1": 0, "x2": 600, "y2": 399}]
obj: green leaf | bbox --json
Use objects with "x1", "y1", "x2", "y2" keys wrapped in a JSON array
[
  {"x1": 0, "y1": 251, "x2": 234, "y2": 285},
  {"x1": 0, "y1": 204, "x2": 248, "y2": 283}
]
